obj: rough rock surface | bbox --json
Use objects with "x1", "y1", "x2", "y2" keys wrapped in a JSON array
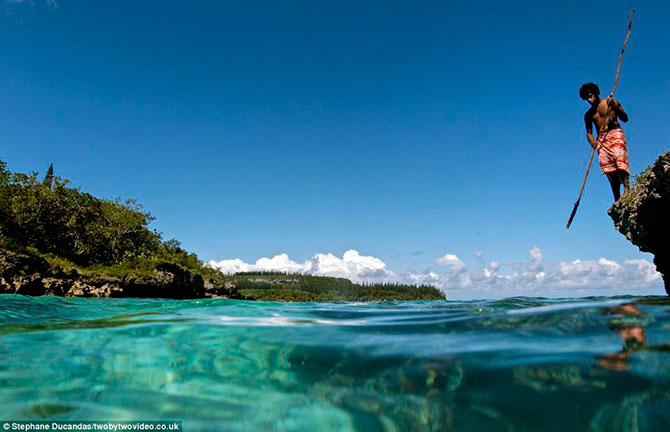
[
  {"x1": 609, "y1": 151, "x2": 670, "y2": 294},
  {"x1": 0, "y1": 249, "x2": 247, "y2": 299}
]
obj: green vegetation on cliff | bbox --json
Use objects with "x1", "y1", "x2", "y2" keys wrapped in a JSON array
[
  {"x1": 0, "y1": 159, "x2": 228, "y2": 290},
  {"x1": 0, "y1": 160, "x2": 445, "y2": 301}
]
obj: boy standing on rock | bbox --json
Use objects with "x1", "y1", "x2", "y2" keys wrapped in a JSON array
[{"x1": 580, "y1": 82, "x2": 630, "y2": 202}]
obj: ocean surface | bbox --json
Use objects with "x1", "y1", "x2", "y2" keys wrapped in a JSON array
[{"x1": 1, "y1": 295, "x2": 669, "y2": 431}]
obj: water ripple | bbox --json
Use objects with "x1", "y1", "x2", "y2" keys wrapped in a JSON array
[{"x1": 1, "y1": 294, "x2": 669, "y2": 431}]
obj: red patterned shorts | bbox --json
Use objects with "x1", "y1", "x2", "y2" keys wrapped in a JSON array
[{"x1": 597, "y1": 128, "x2": 629, "y2": 174}]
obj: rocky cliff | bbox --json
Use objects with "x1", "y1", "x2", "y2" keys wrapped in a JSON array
[
  {"x1": 609, "y1": 151, "x2": 670, "y2": 294},
  {"x1": 0, "y1": 249, "x2": 247, "y2": 299}
]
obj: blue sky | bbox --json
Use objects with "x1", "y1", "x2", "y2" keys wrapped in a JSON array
[{"x1": 1, "y1": 0, "x2": 668, "y2": 299}]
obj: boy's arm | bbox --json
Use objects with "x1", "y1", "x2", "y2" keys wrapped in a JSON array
[
  {"x1": 584, "y1": 112, "x2": 596, "y2": 148},
  {"x1": 608, "y1": 97, "x2": 629, "y2": 122}
]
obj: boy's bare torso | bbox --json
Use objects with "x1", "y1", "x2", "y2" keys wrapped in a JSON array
[{"x1": 584, "y1": 97, "x2": 628, "y2": 140}]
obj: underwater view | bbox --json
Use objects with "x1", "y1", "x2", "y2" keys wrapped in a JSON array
[{"x1": 1, "y1": 295, "x2": 669, "y2": 431}]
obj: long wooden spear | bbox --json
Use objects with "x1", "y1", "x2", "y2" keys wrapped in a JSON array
[{"x1": 566, "y1": 9, "x2": 635, "y2": 229}]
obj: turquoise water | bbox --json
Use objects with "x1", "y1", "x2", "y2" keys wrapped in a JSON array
[{"x1": 1, "y1": 295, "x2": 669, "y2": 431}]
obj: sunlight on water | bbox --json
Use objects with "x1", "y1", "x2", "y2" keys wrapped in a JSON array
[{"x1": 1, "y1": 295, "x2": 669, "y2": 431}]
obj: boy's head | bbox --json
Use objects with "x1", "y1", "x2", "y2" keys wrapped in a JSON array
[{"x1": 579, "y1": 82, "x2": 600, "y2": 101}]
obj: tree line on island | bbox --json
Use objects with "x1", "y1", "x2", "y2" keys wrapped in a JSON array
[
  {"x1": 0, "y1": 159, "x2": 445, "y2": 301},
  {"x1": 230, "y1": 272, "x2": 445, "y2": 301}
]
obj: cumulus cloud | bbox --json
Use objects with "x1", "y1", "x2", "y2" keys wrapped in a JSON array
[
  {"x1": 420, "y1": 248, "x2": 662, "y2": 299},
  {"x1": 547, "y1": 258, "x2": 624, "y2": 288},
  {"x1": 623, "y1": 259, "x2": 662, "y2": 284},
  {"x1": 210, "y1": 253, "x2": 309, "y2": 275},
  {"x1": 528, "y1": 246, "x2": 543, "y2": 271},
  {"x1": 435, "y1": 254, "x2": 465, "y2": 273},
  {"x1": 404, "y1": 270, "x2": 442, "y2": 286},
  {"x1": 209, "y1": 249, "x2": 396, "y2": 283},
  {"x1": 311, "y1": 250, "x2": 392, "y2": 280},
  {"x1": 209, "y1": 247, "x2": 663, "y2": 299},
  {"x1": 255, "y1": 253, "x2": 309, "y2": 273}
]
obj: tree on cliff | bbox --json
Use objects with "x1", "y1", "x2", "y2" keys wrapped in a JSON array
[
  {"x1": 0, "y1": 159, "x2": 163, "y2": 267},
  {"x1": 42, "y1": 163, "x2": 54, "y2": 190},
  {"x1": 0, "y1": 160, "x2": 9, "y2": 186}
]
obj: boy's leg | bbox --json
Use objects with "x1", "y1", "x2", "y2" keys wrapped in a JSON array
[{"x1": 606, "y1": 172, "x2": 622, "y2": 201}]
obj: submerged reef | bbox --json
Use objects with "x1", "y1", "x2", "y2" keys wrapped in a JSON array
[{"x1": 609, "y1": 151, "x2": 670, "y2": 294}]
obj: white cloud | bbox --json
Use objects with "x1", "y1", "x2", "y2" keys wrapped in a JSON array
[
  {"x1": 405, "y1": 270, "x2": 442, "y2": 286},
  {"x1": 255, "y1": 253, "x2": 310, "y2": 273},
  {"x1": 209, "y1": 247, "x2": 664, "y2": 300},
  {"x1": 548, "y1": 257, "x2": 624, "y2": 288},
  {"x1": 209, "y1": 249, "x2": 396, "y2": 283},
  {"x1": 406, "y1": 248, "x2": 662, "y2": 299},
  {"x1": 308, "y1": 250, "x2": 393, "y2": 280},
  {"x1": 208, "y1": 258, "x2": 252, "y2": 274},
  {"x1": 528, "y1": 246, "x2": 543, "y2": 271},
  {"x1": 623, "y1": 259, "x2": 663, "y2": 284},
  {"x1": 209, "y1": 254, "x2": 309, "y2": 274},
  {"x1": 435, "y1": 254, "x2": 465, "y2": 273},
  {"x1": 428, "y1": 248, "x2": 661, "y2": 299}
]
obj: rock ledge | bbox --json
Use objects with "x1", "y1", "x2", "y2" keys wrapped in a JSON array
[
  {"x1": 609, "y1": 151, "x2": 670, "y2": 294},
  {"x1": 0, "y1": 249, "x2": 246, "y2": 299}
]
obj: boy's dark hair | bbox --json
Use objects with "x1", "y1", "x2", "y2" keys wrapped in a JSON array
[{"x1": 579, "y1": 82, "x2": 600, "y2": 100}]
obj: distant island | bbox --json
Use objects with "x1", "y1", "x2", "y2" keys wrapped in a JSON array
[
  {"x1": 228, "y1": 272, "x2": 444, "y2": 301},
  {"x1": 0, "y1": 159, "x2": 444, "y2": 301}
]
